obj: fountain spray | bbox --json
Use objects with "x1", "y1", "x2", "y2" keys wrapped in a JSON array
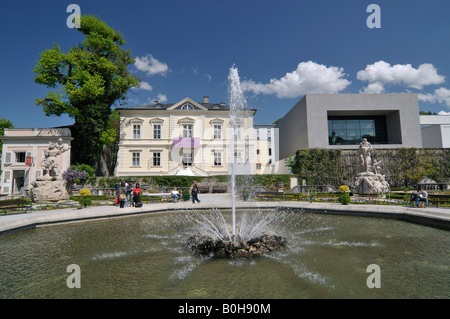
[{"x1": 228, "y1": 65, "x2": 246, "y2": 239}]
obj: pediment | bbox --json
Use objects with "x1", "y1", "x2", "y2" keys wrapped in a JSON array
[
  {"x1": 177, "y1": 117, "x2": 196, "y2": 124},
  {"x1": 149, "y1": 117, "x2": 165, "y2": 125},
  {"x1": 127, "y1": 117, "x2": 144, "y2": 125},
  {"x1": 167, "y1": 98, "x2": 208, "y2": 111}
]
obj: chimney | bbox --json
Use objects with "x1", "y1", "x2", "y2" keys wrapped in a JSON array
[{"x1": 203, "y1": 96, "x2": 209, "y2": 104}]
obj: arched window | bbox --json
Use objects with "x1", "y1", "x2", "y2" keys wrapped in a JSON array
[{"x1": 180, "y1": 102, "x2": 194, "y2": 110}]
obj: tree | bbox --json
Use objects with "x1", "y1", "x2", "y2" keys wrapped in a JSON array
[
  {"x1": 0, "y1": 119, "x2": 14, "y2": 153},
  {"x1": 33, "y1": 15, "x2": 140, "y2": 171},
  {"x1": 99, "y1": 108, "x2": 121, "y2": 176}
]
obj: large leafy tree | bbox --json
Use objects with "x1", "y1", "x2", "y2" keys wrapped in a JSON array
[
  {"x1": 99, "y1": 108, "x2": 121, "y2": 176},
  {"x1": 33, "y1": 15, "x2": 139, "y2": 170},
  {"x1": 0, "y1": 118, "x2": 14, "y2": 153}
]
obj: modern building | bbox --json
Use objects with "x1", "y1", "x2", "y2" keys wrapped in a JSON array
[
  {"x1": 276, "y1": 93, "x2": 423, "y2": 159},
  {"x1": 116, "y1": 97, "x2": 258, "y2": 176},
  {"x1": 420, "y1": 115, "x2": 450, "y2": 148},
  {"x1": 0, "y1": 128, "x2": 72, "y2": 196}
]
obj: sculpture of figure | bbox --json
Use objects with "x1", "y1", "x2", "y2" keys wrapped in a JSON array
[
  {"x1": 42, "y1": 138, "x2": 70, "y2": 178},
  {"x1": 359, "y1": 138, "x2": 373, "y2": 172},
  {"x1": 373, "y1": 159, "x2": 382, "y2": 175}
]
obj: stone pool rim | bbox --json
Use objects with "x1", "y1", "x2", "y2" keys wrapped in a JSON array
[{"x1": 1, "y1": 194, "x2": 449, "y2": 237}]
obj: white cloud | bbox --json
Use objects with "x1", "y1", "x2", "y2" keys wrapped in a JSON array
[
  {"x1": 360, "y1": 82, "x2": 384, "y2": 94},
  {"x1": 418, "y1": 87, "x2": 450, "y2": 108},
  {"x1": 241, "y1": 61, "x2": 351, "y2": 98},
  {"x1": 156, "y1": 94, "x2": 168, "y2": 103},
  {"x1": 357, "y1": 61, "x2": 445, "y2": 92},
  {"x1": 438, "y1": 110, "x2": 450, "y2": 115},
  {"x1": 134, "y1": 54, "x2": 169, "y2": 76},
  {"x1": 134, "y1": 81, "x2": 153, "y2": 91}
]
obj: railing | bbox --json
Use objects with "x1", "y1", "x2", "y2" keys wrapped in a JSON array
[{"x1": 417, "y1": 183, "x2": 449, "y2": 192}]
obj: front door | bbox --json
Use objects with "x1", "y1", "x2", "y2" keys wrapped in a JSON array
[{"x1": 12, "y1": 170, "x2": 25, "y2": 194}]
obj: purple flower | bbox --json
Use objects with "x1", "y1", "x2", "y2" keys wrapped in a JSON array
[{"x1": 62, "y1": 168, "x2": 87, "y2": 182}]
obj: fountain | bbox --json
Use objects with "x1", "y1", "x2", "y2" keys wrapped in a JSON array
[{"x1": 187, "y1": 66, "x2": 287, "y2": 257}]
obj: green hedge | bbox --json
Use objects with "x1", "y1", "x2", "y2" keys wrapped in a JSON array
[
  {"x1": 0, "y1": 198, "x2": 32, "y2": 206},
  {"x1": 91, "y1": 174, "x2": 293, "y2": 189}
]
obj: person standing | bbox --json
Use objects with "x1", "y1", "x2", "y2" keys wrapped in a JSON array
[
  {"x1": 191, "y1": 180, "x2": 201, "y2": 204},
  {"x1": 133, "y1": 183, "x2": 142, "y2": 207},
  {"x1": 126, "y1": 181, "x2": 133, "y2": 207},
  {"x1": 119, "y1": 182, "x2": 127, "y2": 208}
]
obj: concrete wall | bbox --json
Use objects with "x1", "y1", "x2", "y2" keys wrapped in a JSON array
[{"x1": 277, "y1": 96, "x2": 308, "y2": 159}]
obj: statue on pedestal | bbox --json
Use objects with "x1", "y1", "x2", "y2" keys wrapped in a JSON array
[
  {"x1": 31, "y1": 138, "x2": 70, "y2": 202},
  {"x1": 352, "y1": 138, "x2": 390, "y2": 195}
]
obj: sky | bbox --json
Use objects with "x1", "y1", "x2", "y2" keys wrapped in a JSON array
[{"x1": 1, "y1": 0, "x2": 450, "y2": 128}]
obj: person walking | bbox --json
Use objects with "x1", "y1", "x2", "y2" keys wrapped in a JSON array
[{"x1": 191, "y1": 179, "x2": 201, "y2": 204}]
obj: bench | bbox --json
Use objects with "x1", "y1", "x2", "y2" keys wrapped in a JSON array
[
  {"x1": 256, "y1": 191, "x2": 285, "y2": 200},
  {"x1": 146, "y1": 193, "x2": 173, "y2": 203},
  {"x1": 1, "y1": 199, "x2": 33, "y2": 215},
  {"x1": 409, "y1": 193, "x2": 450, "y2": 208},
  {"x1": 428, "y1": 194, "x2": 450, "y2": 208}
]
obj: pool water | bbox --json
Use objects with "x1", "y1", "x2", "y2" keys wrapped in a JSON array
[{"x1": 0, "y1": 209, "x2": 448, "y2": 298}]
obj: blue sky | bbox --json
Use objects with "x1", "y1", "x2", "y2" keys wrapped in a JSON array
[{"x1": 1, "y1": 0, "x2": 450, "y2": 128}]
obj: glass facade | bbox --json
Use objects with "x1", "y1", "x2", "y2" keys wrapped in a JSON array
[{"x1": 328, "y1": 116, "x2": 388, "y2": 145}]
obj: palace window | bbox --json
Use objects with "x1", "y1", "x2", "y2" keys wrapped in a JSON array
[
  {"x1": 214, "y1": 151, "x2": 222, "y2": 166},
  {"x1": 182, "y1": 152, "x2": 193, "y2": 166},
  {"x1": 153, "y1": 124, "x2": 161, "y2": 139},
  {"x1": 183, "y1": 125, "x2": 193, "y2": 138},
  {"x1": 133, "y1": 124, "x2": 141, "y2": 139},
  {"x1": 153, "y1": 152, "x2": 161, "y2": 166},
  {"x1": 214, "y1": 124, "x2": 222, "y2": 139},
  {"x1": 132, "y1": 152, "x2": 141, "y2": 167}
]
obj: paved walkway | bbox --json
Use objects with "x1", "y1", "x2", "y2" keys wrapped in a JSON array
[{"x1": 1, "y1": 194, "x2": 449, "y2": 236}]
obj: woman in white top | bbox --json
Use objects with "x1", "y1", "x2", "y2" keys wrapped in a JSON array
[{"x1": 171, "y1": 188, "x2": 180, "y2": 202}]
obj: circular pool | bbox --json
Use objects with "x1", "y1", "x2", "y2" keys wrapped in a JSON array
[{"x1": 0, "y1": 209, "x2": 448, "y2": 298}]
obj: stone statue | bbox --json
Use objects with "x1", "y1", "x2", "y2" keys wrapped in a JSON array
[
  {"x1": 31, "y1": 138, "x2": 70, "y2": 202},
  {"x1": 352, "y1": 139, "x2": 390, "y2": 195},
  {"x1": 359, "y1": 138, "x2": 373, "y2": 172},
  {"x1": 41, "y1": 138, "x2": 70, "y2": 178}
]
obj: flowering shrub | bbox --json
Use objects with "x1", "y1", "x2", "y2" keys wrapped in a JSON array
[
  {"x1": 338, "y1": 185, "x2": 349, "y2": 192},
  {"x1": 79, "y1": 189, "x2": 91, "y2": 197},
  {"x1": 78, "y1": 189, "x2": 92, "y2": 207},
  {"x1": 62, "y1": 168, "x2": 87, "y2": 182}
]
